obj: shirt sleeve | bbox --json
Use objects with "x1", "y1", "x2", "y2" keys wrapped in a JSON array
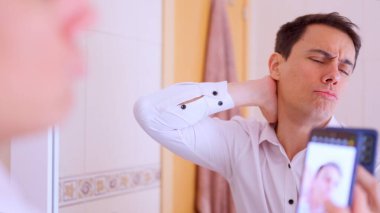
[{"x1": 134, "y1": 81, "x2": 250, "y2": 179}]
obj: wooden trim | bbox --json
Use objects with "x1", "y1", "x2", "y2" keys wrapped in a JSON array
[{"x1": 161, "y1": 0, "x2": 175, "y2": 212}]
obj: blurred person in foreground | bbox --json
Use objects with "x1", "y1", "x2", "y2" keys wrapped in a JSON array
[{"x1": 0, "y1": 0, "x2": 94, "y2": 211}]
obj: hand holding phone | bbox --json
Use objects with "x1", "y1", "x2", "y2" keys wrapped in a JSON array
[
  {"x1": 325, "y1": 166, "x2": 380, "y2": 213},
  {"x1": 297, "y1": 128, "x2": 378, "y2": 213}
]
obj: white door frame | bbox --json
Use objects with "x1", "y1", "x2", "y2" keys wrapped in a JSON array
[{"x1": 11, "y1": 127, "x2": 59, "y2": 213}]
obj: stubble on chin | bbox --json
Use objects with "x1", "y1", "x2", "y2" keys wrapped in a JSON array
[{"x1": 311, "y1": 98, "x2": 336, "y2": 120}]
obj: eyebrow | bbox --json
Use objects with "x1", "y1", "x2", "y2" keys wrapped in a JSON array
[{"x1": 307, "y1": 49, "x2": 354, "y2": 67}]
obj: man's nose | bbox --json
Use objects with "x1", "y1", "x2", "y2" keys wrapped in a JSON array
[{"x1": 321, "y1": 63, "x2": 340, "y2": 86}]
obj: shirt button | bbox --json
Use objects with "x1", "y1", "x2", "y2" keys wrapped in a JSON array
[
  {"x1": 212, "y1": 91, "x2": 218, "y2": 96},
  {"x1": 218, "y1": 101, "x2": 223, "y2": 106},
  {"x1": 288, "y1": 163, "x2": 291, "y2": 169},
  {"x1": 288, "y1": 199, "x2": 294, "y2": 205},
  {"x1": 180, "y1": 104, "x2": 186, "y2": 110}
]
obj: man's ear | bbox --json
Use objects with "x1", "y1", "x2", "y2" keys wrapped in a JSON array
[{"x1": 268, "y1": 53, "x2": 284, "y2": 81}]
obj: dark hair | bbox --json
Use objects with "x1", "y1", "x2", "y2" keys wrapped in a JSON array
[
  {"x1": 315, "y1": 162, "x2": 342, "y2": 178},
  {"x1": 275, "y1": 12, "x2": 361, "y2": 66}
]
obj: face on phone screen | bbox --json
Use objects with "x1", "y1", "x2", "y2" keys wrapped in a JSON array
[{"x1": 297, "y1": 142, "x2": 357, "y2": 213}]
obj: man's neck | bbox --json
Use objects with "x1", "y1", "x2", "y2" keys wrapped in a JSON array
[{"x1": 276, "y1": 106, "x2": 331, "y2": 161}]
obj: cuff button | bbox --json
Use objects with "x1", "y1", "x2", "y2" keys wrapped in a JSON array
[
  {"x1": 218, "y1": 101, "x2": 223, "y2": 106},
  {"x1": 212, "y1": 91, "x2": 218, "y2": 96},
  {"x1": 180, "y1": 104, "x2": 186, "y2": 110},
  {"x1": 288, "y1": 199, "x2": 294, "y2": 205}
]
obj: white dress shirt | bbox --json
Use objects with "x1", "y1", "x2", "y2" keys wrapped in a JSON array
[{"x1": 134, "y1": 81, "x2": 380, "y2": 213}]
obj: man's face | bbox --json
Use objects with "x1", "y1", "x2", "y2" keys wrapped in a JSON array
[
  {"x1": 274, "y1": 24, "x2": 356, "y2": 121},
  {"x1": 311, "y1": 165, "x2": 341, "y2": 203},
  {"x1": 0, "y1": 0, "x2": 94, "y2": 137}
]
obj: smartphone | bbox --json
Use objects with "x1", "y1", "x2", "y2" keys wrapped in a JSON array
[
  {"x1": 355, "y1": 129, "x2": 378, "y2": 173},
  {"x1": 312, "y1": 128, "x2": 378, "y2": 173},
  {"x1": 297, "y1": 128, "x2": 378, "y2": 213}
]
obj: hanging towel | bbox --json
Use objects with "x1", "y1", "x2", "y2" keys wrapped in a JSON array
[{"x1": 196, "y1": 0, "x2": 240, "y2": 212}]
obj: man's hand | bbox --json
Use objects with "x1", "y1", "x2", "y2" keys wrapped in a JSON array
[
  {"x1": 257, "y1": 76, "x2": 277, "y2": 123},
  {"x1": 325, "y1": 166, "x2": 380, "y2": 213},
  {"x1": 228, "y1": 76, "x2": 278, "y2": 123}
]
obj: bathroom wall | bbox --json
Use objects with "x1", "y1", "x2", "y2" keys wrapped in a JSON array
[
  {"x1": 59, "y1": 0, "x2": 162, "y2": 212},
  {"x1": 248, "y1": 0, "x2": 380, "y2": 133}
]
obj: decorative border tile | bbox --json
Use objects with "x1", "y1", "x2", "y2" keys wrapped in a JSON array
[{"x1": 59, "y1": 165, "x2": 160, "y2": 207}]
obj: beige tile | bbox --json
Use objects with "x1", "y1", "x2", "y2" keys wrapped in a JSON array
[
  {"x1": 59, "y1": 34, "x2": 88, "y2": 177},
  {"x1": 60, "y1": 205, "x2": 86, "y2": 213},
  {"x1": 89, "y1": 0, "x2": 162, "y2": 44},
  {"x1": 83, "y1": 189, "x2": 160, "y2": 212},
  {"x1": 84, "y1": 32, "x2": 161, "y2": 172}
]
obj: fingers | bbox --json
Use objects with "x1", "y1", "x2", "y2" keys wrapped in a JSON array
[
  {"x1": 351, "y1": 184, "x2": 371, "y2": 213},
  {"x1": 325, "y1": 185, "x2": 370, "y2": 213},
  {"x1": 325, "y1": 200, "x2": 350, "y2": 213},
  {"x1": 259, "y1": 76, "x2": 278, "y2": 123},
  {"x1": 356, "y1": 166, "x2": 377, "y2": 192},
  {"x1": 355, "y1": 166, "x2": 380, "y2": 212}
]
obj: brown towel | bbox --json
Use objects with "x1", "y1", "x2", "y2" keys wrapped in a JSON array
[{"x1": 196, "y1": 0, "x2": 239, "y2": 212}]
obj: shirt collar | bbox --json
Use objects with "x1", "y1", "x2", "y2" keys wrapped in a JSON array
[
  {"x1": 326, "y1": 116, "x2": 344, "y2": 127},
  {"x1": 258, "y1": 122, "x2": 280, "y2": 146},
  {"x1": 258, "y1": 116, "x2": 343, "y2": 146}
]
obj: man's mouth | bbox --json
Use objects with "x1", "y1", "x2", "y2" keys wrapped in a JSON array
[{"x1": 313, "y1": 90, "x2": 338, "y2": 100}]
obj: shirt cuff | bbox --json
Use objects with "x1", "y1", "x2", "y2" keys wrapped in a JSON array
[
  {"x1": 198, "y1": 81, "x2": 235, "y2": 115},
  {"x1": 156, "y1": 81, "x2": 236, "y2": 129}
]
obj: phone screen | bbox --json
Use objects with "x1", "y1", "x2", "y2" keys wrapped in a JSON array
[{"x1": 297, "y1": 133, "x2": 358, "y2": 213}]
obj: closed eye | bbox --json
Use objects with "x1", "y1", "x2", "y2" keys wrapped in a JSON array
[
  {"x1": 310, "y1": 58, "x2": 351, "y2": 76},
  {"x1": 339, "y1": 67, "x2": 351, "y2": 76},
  {"x1": 339, "y1": 63, "x2": 352, "y2": 76},
  {"x1": 339, "y1": 70, "x2": 349, "y2": 76},
  {"x1": 309, "y1": 58, "x2": 324, "y2": 64}
]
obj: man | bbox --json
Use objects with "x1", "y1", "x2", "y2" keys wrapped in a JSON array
[
  {"x1": 0, "y1": 0, "x2": 94, "y2": 211},
  {"x1": 134, "y1": 12, "x2": 380, "y2": 213},
  {"x1": 298, "y1": 162, "x2": 343, "y2": 213}
]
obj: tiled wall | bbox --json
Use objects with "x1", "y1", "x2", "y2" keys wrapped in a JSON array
[
  {"x1": 248, "y1": 0, "x2": 380, "y2": 132},
  {"x1": 59, "y1": 165, "x2": 160, "y2": 207},
  {"x1": 59, "y1": 1, "x2": 162, "y2": 212}
]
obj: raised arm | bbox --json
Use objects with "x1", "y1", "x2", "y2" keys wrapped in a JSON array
[
  {"x1": 228, "y1": 76, "x2": 277, "y2": 123},
  {"x1": 134, "y1": 76, "x2": 277, "y2": 178}
]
